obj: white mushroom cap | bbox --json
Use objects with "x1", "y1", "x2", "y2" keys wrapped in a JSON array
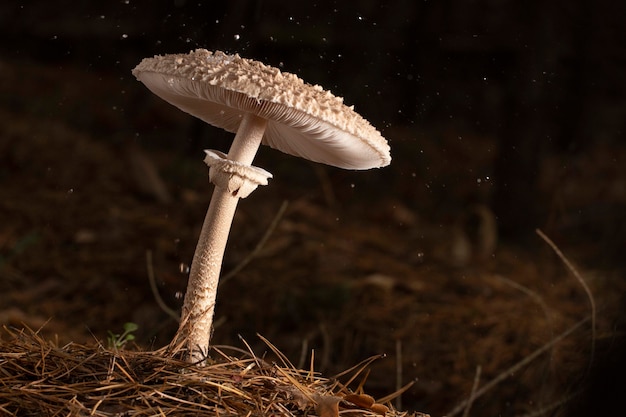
[{"x1": 132, "y1": 49, "x2": 391, "y2": 170}]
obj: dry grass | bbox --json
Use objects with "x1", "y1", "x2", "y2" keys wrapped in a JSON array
[{"x1": 0, "y1": 326, "x2": 426, "y2": 417}]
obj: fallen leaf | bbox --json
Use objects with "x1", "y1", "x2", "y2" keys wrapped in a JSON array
[
  {"x1": 370, "y1": 403, "x2": 390, "y2": 415},
  {"x1": 313, "y1": 394, "x2": 341, "y2": 417},
  {"x1": 343, "y1": 393, "x2": 375, "y2": 408}
]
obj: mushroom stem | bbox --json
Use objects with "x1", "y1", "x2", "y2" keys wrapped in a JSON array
[
  {"x1": 176, "y1": 112, "x2": 268, "y2": 363},
  {"x1": 227, "y1": 113, "x2": 269, "y2": 164}
]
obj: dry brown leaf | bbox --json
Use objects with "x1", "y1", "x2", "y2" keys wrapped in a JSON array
[
  {"x1": 313, "y1": 394, "x2": 341, "y2": 417},
  {"x1": 370, "y1": 403, "x2": 390, "y2": 415},
  {"x1": 343, "y1": 393, "x2": 375, "y2": 408}
]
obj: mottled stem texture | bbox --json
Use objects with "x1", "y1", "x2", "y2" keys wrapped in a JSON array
[{"x1": 174, "y1": 113, "x2": 269, "y2": 363}]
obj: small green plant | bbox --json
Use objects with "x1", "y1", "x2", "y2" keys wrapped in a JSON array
[{"x1": 107, "y1": 322, "x2": 138, "y2": 351}]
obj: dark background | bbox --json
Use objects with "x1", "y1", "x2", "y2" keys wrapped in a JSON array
[
  {"x1": 1, "y1": 1, "x2": 625, "y2": 416},
  {"x1": 2, "y1": 0, "x2": 625, "y2": 239}
]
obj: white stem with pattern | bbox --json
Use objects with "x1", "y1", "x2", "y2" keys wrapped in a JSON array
[{"x1": 174, "y1": 112, "x2": 269, "y2": 363}]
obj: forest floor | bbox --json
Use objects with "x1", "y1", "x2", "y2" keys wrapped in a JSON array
[{"x1": 1, "y1": 58, "x2": 625, "y2": 416}]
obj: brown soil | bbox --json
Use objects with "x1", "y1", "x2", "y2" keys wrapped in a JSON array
[{"x1": 1, "y1": 58, "x2": 625, "y2": 416}]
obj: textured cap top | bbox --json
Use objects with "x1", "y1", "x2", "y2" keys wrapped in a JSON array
[{"x1": 132, "y1": 49, "x2": 390, "y2": 169}]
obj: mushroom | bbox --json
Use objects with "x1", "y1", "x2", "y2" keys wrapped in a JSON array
[{"x1": 132, "y1": 49, "x2": 391, "y2": 363}]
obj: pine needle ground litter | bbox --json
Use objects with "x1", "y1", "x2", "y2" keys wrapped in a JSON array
[{"x1": 0, "y1": 327, "x2": 426, "y2": 417}]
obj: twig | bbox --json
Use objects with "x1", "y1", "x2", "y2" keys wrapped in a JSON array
[
  {"x1": 237, "y1": 334, "x2": 264, "y2": 370},
  {"x1": 395, "y1": 339, "x2": 402, "y2": 411},
  {"x1": 495, "y1": 274, "x2": 557, "y2": 381},
  {"x1": 462, "y1": 365, "x2": 482, "y2": 417},
  {"x1": 308, "y1": 348, "x2": 316, "y2": 383},
  {"x1": 446, "y1": 316, "x2": 590, "y2": 417},
  {"x1": 535, "y1": 228, "x2": 596, "y2": 370},
  {"x1": 257, "y1": 333, "x2": 296, "y2": 370},
  {"x1": 220, "y1": 200, "x2": 289, "y2": 286},
  {"x1": 375, "y1": 380, "x2": 416, "y2": 405},
  {"x1": 146, "y1": 250, "x2": 180, "y2": 322},
  {"x1": 495, "y1": 275, "x2": 552, "y2": 328},
  {"x1": 332, "y1": 354, "x2": 386, "y2": 387},
  {"x1": 514, "y1": 390, "x2": 581, "y2": 417},
  {"x1": 297, "y1": 338, "x2": 309, "y2": 371}
]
